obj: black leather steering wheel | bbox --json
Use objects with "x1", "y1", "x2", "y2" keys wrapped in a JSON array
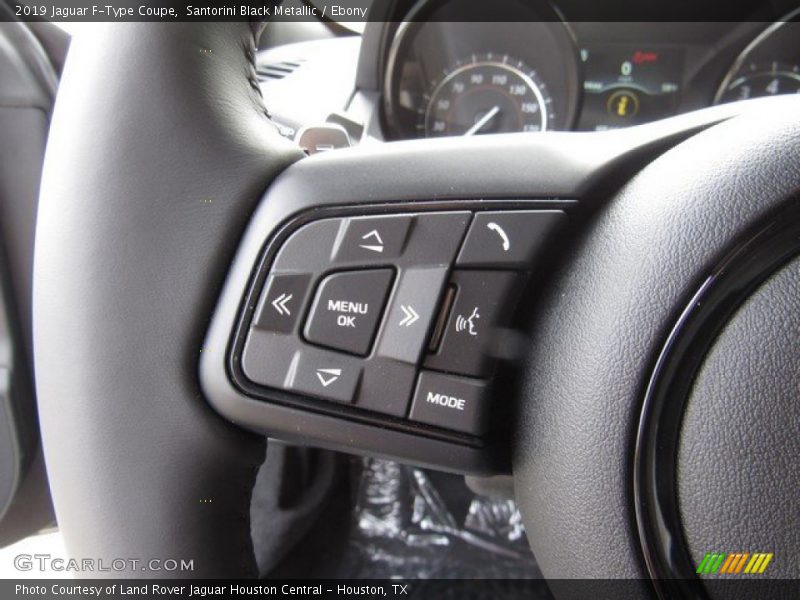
[{"x1": 34, "y1": 22, "x2": 800, "y2": 595}]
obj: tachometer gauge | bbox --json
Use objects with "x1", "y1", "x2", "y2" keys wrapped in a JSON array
[
  {"x1": 717, "y1": 61, "x2": 800, "y2": 103},
  {"x1": 714, "y1": 15, "x2": 800, "y2": 105},
  {"x1": 421, "y1": 54, "x2": 553, "y2": 137}
]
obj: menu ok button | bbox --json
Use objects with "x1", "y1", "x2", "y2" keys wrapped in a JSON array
[{"x1": 304, "y1": 269, "x2": 394, "y2": 356}]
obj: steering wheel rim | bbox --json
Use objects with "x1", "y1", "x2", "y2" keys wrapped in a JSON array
[
  {"x1": 34, "y1": 21, "x2": 800, "y2": 589},
  {"x1": 34, "y1": 22, "x2": 302, "y2": 577},
  {"x1": 513, "y1": 106, "x2": 800, "y2": 587}
]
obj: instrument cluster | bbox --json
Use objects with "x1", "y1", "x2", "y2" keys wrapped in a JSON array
[{"x1": 382, "y1": 3, "x2": 800, "y2": 139}]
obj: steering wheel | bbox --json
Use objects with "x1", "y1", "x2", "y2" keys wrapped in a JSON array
[{"x1": 34, "y1": 22, "x2": 800, "y2": 595}]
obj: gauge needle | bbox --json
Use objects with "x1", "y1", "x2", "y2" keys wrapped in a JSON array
[{"x1": 464, "y1": 105, "x2": 501, "y2": 136}]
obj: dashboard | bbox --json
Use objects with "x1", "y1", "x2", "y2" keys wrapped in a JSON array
[{"x1": 379, "y1": 1, "x2": 800, "y2": 139}]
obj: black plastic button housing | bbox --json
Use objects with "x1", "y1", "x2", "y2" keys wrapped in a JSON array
[{"x1": 231, "y1": 203, "x2": 568, "y2": 453}]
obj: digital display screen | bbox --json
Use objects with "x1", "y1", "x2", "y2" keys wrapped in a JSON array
[{"x1": 578, "y1": 45, "x2": 685, "y2": 130}]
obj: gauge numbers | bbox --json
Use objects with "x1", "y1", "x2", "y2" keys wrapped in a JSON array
[
  {"x1": 718, "y1": 61, "x2": 800, "y2": 103},
  {"x1": 421, "y1": 54, "x2": 553, "y2": 137}
]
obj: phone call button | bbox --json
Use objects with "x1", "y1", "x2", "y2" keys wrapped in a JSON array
[{"x1": 456, "y1": 210, "x2": 566, "y2": 269}]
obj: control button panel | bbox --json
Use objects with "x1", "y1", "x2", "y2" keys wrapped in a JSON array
[
  {"x1": 425, "y1": 270, "x2": 524, "y2": 377},
  {"x1": 409, "y1": 371, "x2": 489, "y2": 435},
  {"x1": 234, "y1": 206, "x2": 566, "y2": 440},
  {"x1": 457, "y1": 210, "x2": 565, "y2": 268},
  {"x1": 304, "y1": 269, "x2": 393, "y2": 356}
]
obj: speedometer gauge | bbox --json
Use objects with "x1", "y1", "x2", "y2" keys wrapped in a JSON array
[
  {"x1": 383, "y1": 16, "x2": 581, "y2": 140},
  {"x1": 421, "y1": 54, "x2": 553, "y2": 137}
]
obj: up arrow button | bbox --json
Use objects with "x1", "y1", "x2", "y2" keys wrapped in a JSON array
[
  {"x1": 334, "y1": 216, "x2": 412, "y2": 263},
  {"x1": 359, "y1": 229, "x2": 385, "y2": 253}
]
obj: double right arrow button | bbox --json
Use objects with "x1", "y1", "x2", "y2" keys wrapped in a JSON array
[
  {"x1": 375, "y1": 266, "x2": 449, "y2": 364},
  {"x1": 398, "y1": 304, "x2": 420, "y2": 327}
]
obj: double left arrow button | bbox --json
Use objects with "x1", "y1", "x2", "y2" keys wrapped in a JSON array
[{"x1": 253, "y1": 273, "x2": 312, "y2": 334}]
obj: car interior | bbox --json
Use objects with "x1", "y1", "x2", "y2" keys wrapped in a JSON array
[{"x1": 0, "y1": 0, "x2": 799, "y2": 596}]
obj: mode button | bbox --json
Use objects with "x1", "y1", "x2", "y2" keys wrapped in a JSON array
[{"x1": 409, "y1": 371, "x2": 489, "y2": 435}]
